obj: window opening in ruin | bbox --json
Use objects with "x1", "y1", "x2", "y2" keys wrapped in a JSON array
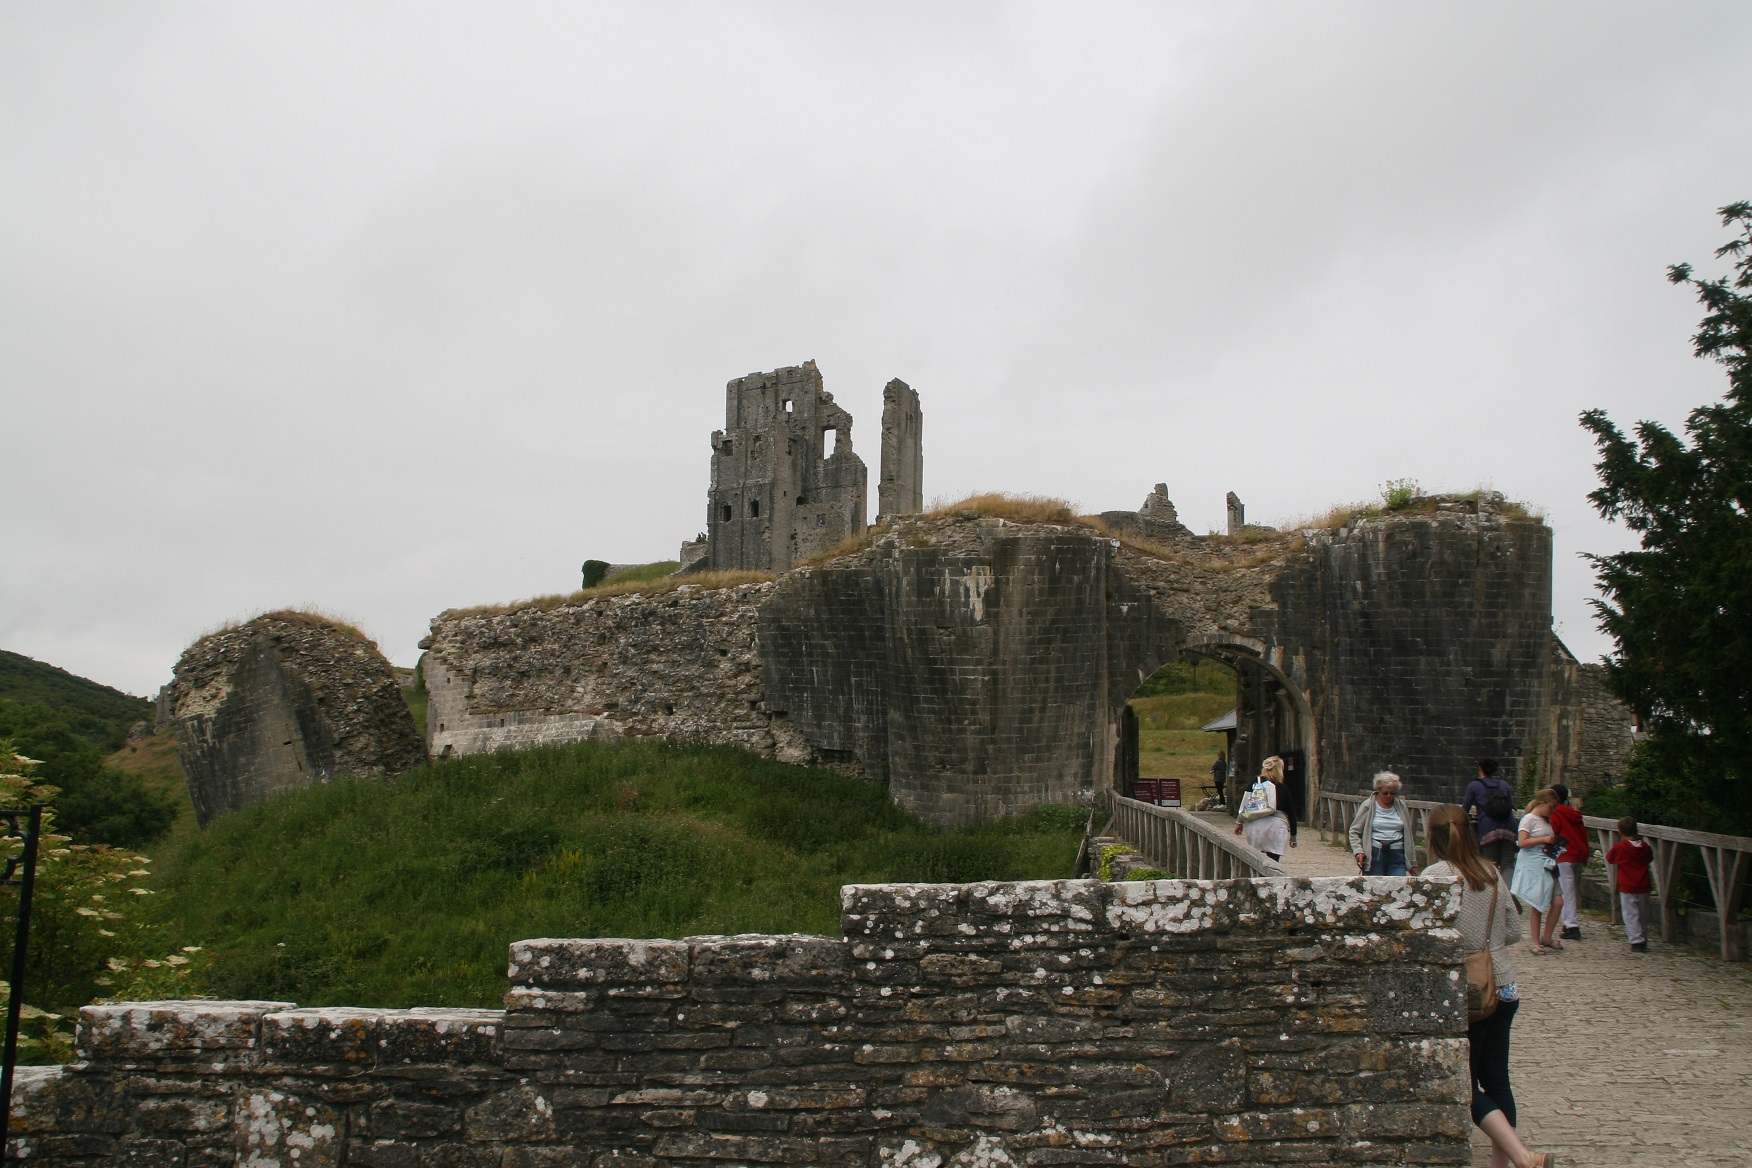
[
  {"x1": 817, "y1": 515, "x2": 826, "y2": 527},
  {"x1": 796, "y1": 495, "x2": 807, "y2": 506},
  {"x1": 722, "y1": 439, "x2": 733, "y2": 456},
  {"x1": 783, "y1": 398, "x2": 794, "y2": 413},
  {"x1": 824, "y1": 426, "x2": 839, "y2": 456},
  {"x1": 750, "y1": 499, "x2": 761, "y2": 518},
  {"x1": 721, "y1": 503, "x2": 734, "y2": 522}
]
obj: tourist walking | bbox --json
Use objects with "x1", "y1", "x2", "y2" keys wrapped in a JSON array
[
  {"x1": 1233, "y1": 755, "x2": 1294, "y2": 861},
  {"x1": 1423, "y1": 804, "x2": 1553, "y2": 1168},
  {"x1": 1549, "y1": 785, "x2": 1591, "y2": 940},
  {"x1": 1463, "y1": 758, "x2": 1519, "y2": 874},
  {"x1": 1606, "y1": 817, "x2": 1654, "y2": 952},
  {"x1": 1347, "y1": 771, "x2": 1416, "y2": 875},
  {"x1": 1510, "y1": 788, "x2": 1564, "y2": 954},
  {"x1": 1209, "y1": 752, "x2": 1228, "y2": 806}
]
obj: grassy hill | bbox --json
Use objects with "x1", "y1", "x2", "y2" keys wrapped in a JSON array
[
  {"x1": 0, "y1": 649, "x2": 151, "y2": 752},
  {"x1": 144, "y1": 740, "x2": 1085, "y2": 1009},
  {"x1": 0, "y1": 650, "x2": 178, "y2": 846},
  {"x1": 1129, "y1": 658, "x2": 1236, "y2": 784}
]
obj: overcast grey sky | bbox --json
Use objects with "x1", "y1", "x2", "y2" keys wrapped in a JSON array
[{"x1": 4, "y1": 2, "x2": 1750, "y2": 696}]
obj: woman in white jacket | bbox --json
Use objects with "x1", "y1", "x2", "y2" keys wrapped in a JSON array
[{"x1": 1233, "y1": 755, "x2": 1292, "y2": 860}]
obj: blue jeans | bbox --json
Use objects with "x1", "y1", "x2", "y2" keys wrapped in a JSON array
[{"x1": 1368, "y1": 844, "x2": 1407, "y2": 875}]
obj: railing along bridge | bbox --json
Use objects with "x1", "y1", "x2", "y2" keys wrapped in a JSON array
[
  {"x1": 1100, "y1": 791, "x2": 1287, "y2": 879},
  {"x1": 1314, "y1": 790, "x2": 1752, "y2": 961}
]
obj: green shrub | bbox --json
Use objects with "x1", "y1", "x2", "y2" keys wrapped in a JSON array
[
  {"x1": 0, "y1": 701, "x2": 177, "y2": 847},
  {"x1": 143, "y1": 741, "x2": 1084, "y2": 1008},
  {"x1": 1382, "y1": 478, "x2": 1421, "y2": 510}
]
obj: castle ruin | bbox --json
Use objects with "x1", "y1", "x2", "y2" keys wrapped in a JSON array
[
  {"x1": 704, "y1": 361, "x2": 923, "y2": 572},
  {"x1": 876, "y1": 378, "x2": 923, "y2": 523},
  {"x1": 166, "y1": 360, "x2": 1631, "y2": 828}
]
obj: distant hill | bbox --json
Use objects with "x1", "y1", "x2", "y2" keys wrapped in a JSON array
[
  {"x1": 0, "y1": 650, "x2": 151, "y2": 753},
  {"x1": 0, "y1": 650, "x2": 174, "y2": 847}
]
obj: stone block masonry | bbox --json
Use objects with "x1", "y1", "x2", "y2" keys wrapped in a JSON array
[
  {"x1": 169, "y1": 613, "x2": 426, "y2": 826},
  {"x1": 9, "y1": 876, "x2": 1472, "y2": 1167},
  {"x1": 424, "y1": 582, "x2": 812, "y2": 764}
]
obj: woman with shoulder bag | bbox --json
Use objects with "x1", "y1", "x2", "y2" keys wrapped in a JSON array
[
  {"x1": 1424, "y1": 804, "x2": 1553, "y2": 1168},
  {"x1": 1232, "y1": 755, "x2": 1293, "y2": 861}
]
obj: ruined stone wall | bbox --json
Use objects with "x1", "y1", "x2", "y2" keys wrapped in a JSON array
[
  {"x1": 423, "y1": 520, "x2": 1289, "y2": 826},
  {"x1": 423, "y1": 502, "x2": 1559, "y2": 828},
  {"x1": 168, "y1": 615, "x2": 426, "y2": 826},
  {"x1": 423, "y1": 582, "x2": 811, "y2": 764},
  {"x1": 1259, "y1": 503, "x2": 1553, "y2": 805},
  {"x1": 876, "y1": 378, "x2": 923, "y2": 524},
  {"x1": 1541, "y1": 642, "x2": 1636, "y2": 794},
  {"x1": 707, "y1": 362, "x2": 868, "y2": 573},
  {"x1": 10, "y1": 876, "x2": 1471, "y2": 1168},
  {"x1": 759, "y1": 521, "x2": 1283, "y2": 824}
]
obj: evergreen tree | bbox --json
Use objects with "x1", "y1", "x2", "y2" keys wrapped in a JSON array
[{"x1": 1580, "y1": 201, "x2": 1752, "y2": 832}]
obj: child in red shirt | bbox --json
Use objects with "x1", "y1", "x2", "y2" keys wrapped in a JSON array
[{"x1": 1605, "y1": 816, "x2": 1654, "y2": 952}]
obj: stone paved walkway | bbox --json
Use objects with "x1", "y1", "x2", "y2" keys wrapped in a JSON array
[{"x1": 1189, "y1": 815, "x2": 1752, "y2": 1165}]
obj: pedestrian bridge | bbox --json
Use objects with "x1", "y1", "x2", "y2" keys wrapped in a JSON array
[{"x1": 1104, "y1": 793, "x2": 1752, "y2": 1167}]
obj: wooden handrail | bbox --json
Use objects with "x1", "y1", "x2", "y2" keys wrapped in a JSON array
[
  {"x1": 1315, "y1": 790, "x2": 1750, "y2": 961},
  {"x1": 1100, "y1": 791, "x2": 1288, "y2": 879}
]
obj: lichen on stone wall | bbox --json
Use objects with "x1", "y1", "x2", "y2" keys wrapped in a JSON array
[{"x1": 9, "y1": 875, "x2": 1472, "y2": 1168}]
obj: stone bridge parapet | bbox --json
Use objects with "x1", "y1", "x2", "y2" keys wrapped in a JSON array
[{"x1": 11, "y1": 876, "x2": 1471, "y2": 1167}]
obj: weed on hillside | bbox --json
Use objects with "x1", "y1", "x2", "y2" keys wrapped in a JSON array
[{"x1": 144, "y1": 741, "x2": 1084, "y2": 1009}]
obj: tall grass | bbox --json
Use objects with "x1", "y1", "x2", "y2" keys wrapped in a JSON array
[
  {"x1": 922, "y1": 493, "x2": 1080, "y2": 524},
  {"x1": 144, "y1": 741, "x2": 1083, "y2": 1008}
]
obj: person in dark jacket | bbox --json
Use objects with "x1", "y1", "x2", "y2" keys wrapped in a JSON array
[{"x1": 1463, "y1": 758, "x2": 1519, "y2": 874}]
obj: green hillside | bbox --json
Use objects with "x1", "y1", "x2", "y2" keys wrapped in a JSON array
[
  {"x1": 144, "y1": 740, "x2": 1085, "y2": 1009},
  {"x1": 0, "y1": 649, "x2": 151, "y2": 752},
  {"x1": 0, "y1": 650, "x2": 177, "y2": 847}
]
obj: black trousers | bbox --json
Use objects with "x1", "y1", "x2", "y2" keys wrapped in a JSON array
[
  {"x1": 1479, "y1": 838, "x2": 1517, "y2": 874},
  {"x1": 1468, "y1": 997, "x2": 1519, "y2": 1127}
]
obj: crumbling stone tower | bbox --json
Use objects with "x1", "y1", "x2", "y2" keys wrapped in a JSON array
[
  {"x1": 168, "y1": 612, "x2": 425, "y2": 826},
  {"x1": 877, "y1": 378, "x2": 923, "y2": 523},
  {"x1": 706, "y1": 361, "x2": 868, "y2": 572}
]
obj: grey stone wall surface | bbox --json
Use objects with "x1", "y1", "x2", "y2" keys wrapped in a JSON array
[
  {"x1": 1257, "y1": 501, "x2": 1554, "y2": 805},
  {"x1": 168, "y1": 614, "x2": 426, "y2": 826},
  {"x1": 1541, "y1": 642, "x2": 1636, "y2": 794},
  {"x1": 422, "y1": 501, "x2": 1560, "y2": 830},
  {"x1": 876, "y1": 379, "x2": 923, "y2": 524},
  {"x1": 707, "y1": 362, "x2": 868, "y2": 573},
  {"x1": 424, "y1": 582, "x2": 811, "y2": 764},
  {"x1": 422, "y1": 517, "x2": 1289, "y2": 825},
  {"x1": 10, "y1": 876, "x2": 1471, "y2": 1167}
]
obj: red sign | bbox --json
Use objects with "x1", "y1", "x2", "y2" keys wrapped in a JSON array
[{"x1": 1156, "y1": 779, "x2": 1182, "y2": 808}]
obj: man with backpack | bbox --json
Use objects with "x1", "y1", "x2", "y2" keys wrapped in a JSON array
[{"x1": 1464, "y1": 758, "x2": 1519, "y2": 875}]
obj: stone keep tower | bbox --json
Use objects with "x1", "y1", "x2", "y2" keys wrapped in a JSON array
[
  {"x1": 877, "y1": 378, "x2": 924, "y2": 523},
  {"x1": 707, "y1": 361, "x2": 868, "y2": 572}
]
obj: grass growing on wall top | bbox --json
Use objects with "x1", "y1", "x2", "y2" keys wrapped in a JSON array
[
  {"x1": 922, "y1": 493, "x2": 1080, "y2": 524},
  {"x1": 143, "y1": 740, "x2": 1085, "y2": 1009},
  {"x1": 444, "y1": 570, "x2": 775, "y2": 618}
]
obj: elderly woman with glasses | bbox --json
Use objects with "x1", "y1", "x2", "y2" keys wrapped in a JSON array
[{"x1": 1347, "y1": 771, "x2": 1417, "y2": 875}]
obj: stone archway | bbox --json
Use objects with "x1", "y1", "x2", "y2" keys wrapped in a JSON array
[{"x1": 1184, "y1": 633, "x2": 1320, "y2": 816}]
